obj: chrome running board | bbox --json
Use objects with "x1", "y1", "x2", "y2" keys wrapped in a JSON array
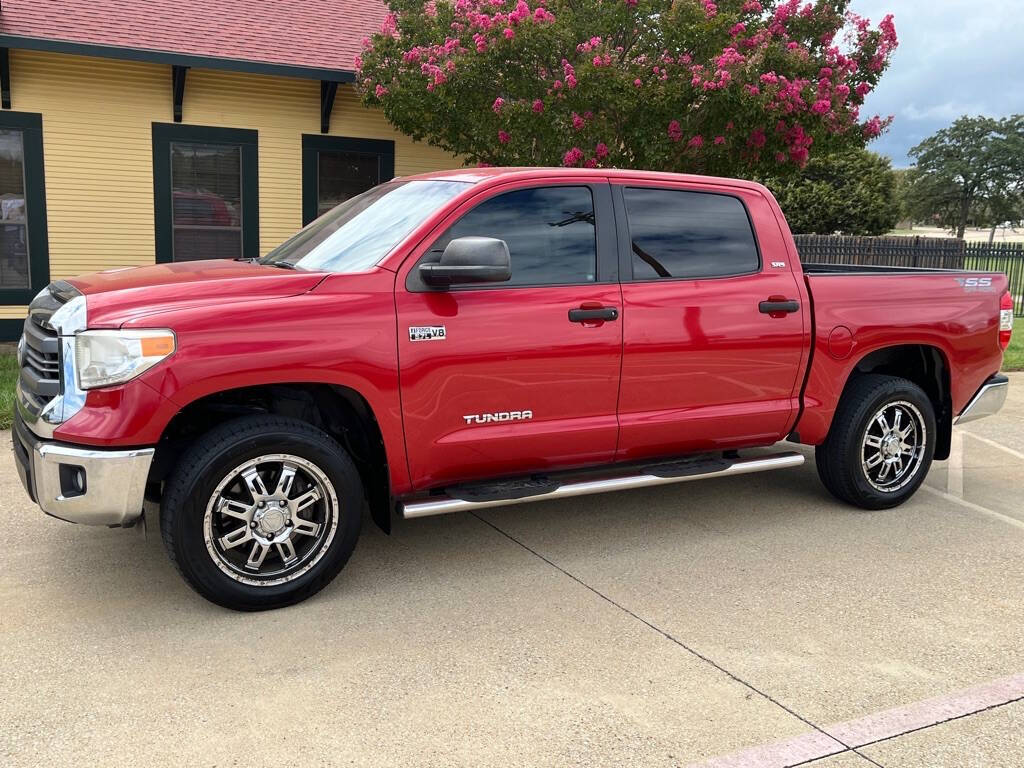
[{"x1": 399, "y1": 451, "x2": 805, "y2": 519}]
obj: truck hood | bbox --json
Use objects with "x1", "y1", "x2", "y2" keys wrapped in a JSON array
[{"x1": 67, "y1": 259, "x2": 329, "y2": 328}]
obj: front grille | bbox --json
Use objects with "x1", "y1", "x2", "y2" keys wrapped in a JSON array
[{"x1": 19, "y1": 284, "x2": 73, "y2": 411}]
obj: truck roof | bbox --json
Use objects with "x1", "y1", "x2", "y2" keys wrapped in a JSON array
[{"x1": 399, "y1": 166, "x2": 769, "y2": 193}]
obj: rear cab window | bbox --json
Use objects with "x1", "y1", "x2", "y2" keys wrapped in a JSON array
[{"x1": 622, "y1": 187, "x2": 760, "y2": 280}]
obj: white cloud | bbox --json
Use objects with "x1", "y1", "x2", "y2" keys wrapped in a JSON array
[{"x1": 849, "y1": 0, "x2": 1024, "y2": 164}]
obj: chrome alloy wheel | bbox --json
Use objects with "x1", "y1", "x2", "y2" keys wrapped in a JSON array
[
  {"x1": 203, "y1": 454, "x2": 339, "y2": 586},
  {"x1": 861, "y1": 400, "x2": 927, "y2": 493}
]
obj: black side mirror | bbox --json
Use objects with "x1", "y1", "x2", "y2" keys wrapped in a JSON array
[{"x1": 419, "y1": 236, "x2": 511, "y2": 287}]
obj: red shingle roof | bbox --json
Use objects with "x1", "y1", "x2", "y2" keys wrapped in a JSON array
[{"x1": 0, "y1": 0, "x2": 387, "y2": 78}]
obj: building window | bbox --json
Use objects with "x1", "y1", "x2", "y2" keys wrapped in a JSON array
[
  {"x1": 152, "y1": 124, "x2": 258, "y2": 263},
  {"x1": 301, "y1": 135, "x2": 394, "y2": 225},
  {"x1": 0, "y1": 111, "x2": 49, "y2": 304}
]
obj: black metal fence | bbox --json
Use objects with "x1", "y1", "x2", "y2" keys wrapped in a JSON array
[{"x1": 793, "y1": 235, "x2": 1024, "y2": 316}]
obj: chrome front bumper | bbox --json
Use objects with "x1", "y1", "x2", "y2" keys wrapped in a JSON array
[
  {"x1": 955, "y1": 374, "x2": 1009, "y2": 425},
  {"x1": 13, "y1": 413, "x2": 154, "y2": 526}
]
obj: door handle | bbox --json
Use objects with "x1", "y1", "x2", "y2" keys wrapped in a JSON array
[
  {"x1": 758, "y1": 298, "x2": 800, "y2": 315},
  {"x1": 568, "y1": 306, "x2": 619, "y2": 323}
]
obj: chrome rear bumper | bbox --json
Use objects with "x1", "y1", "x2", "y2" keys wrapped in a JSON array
[
  {"x1": 13, "y1": 413, "x2": 153, "y2": 526},
  {"x1": 955, "y1": 375, "x2": 1009, "y2": 425}
]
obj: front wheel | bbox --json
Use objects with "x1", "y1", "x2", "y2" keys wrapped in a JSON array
[
  {"x1": 815, "y1": 374, "x2": 936, "y2": 510},
  {"x1": 160, "y1": 415, "x2": 363, "y2": 610}
]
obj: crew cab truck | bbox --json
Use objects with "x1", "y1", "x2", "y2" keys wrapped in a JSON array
[{"x1": 13, "y1": 168, "x2": 1014, "y2": 611}]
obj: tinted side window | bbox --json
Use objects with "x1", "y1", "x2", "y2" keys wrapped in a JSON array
[
  {"x1": 434, "y1": 186, "x2": 596, "y2": 286},
  {"x1": 624, "y1": 188, "x2": 759, "y2": 279}
]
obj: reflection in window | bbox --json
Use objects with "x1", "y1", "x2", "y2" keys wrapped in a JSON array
[
  {"x1": 170, "y1": 142, "x2": 242, "y2": 261},
  {"x1": 0, "y1": 129, "x2": 29, "y2": 288},
  {"x1": 318, "y1": 151, "x2": 380, "y2": 217},
  {"x1": 625, "y1": 188, "x2": 759, "y2": 279},
  {"x1": 435, "y1": 186, "x2": 597, "y2": 286}
]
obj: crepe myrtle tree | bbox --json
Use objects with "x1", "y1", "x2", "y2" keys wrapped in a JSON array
[{"x1": 355, "y1": 0, "x2": 897, "y2": 175}]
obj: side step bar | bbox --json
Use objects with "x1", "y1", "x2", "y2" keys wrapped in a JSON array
[{"x1": 400, "y1": 451, "x2": 805, "y2": 519}]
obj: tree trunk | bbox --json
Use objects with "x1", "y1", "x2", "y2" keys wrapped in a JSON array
[
  {"x1": 989, "y1": 224, "x2": 997, "y2": 244},
  {"x1": 956, "y1": 197, "x2": 970, "y2": 239}
]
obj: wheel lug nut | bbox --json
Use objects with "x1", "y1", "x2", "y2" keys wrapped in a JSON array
[
  {"x1": 285, "y1": 519, "x2": 293, "y2": 527},
  {"x1": 250, "y1": 521, "x2": 257, "y2": 529},
  {"x1": 258, "y1": 501, "x2": 265, "y2": 508}
]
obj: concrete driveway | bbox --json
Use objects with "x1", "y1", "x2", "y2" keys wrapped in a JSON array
[{"x1": 3, "y1": 375, "x2": 1023, "y2": 767}]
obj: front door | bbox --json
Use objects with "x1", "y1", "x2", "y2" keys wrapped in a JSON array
[
  {"x1": 396, "y1": 181, "x2": 622, "y2": 490},
  {"x1": 613, "y1": 180, "x2": 808, "y2": 461}
]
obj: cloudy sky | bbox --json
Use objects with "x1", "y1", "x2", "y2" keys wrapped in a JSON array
[{"x1": 851, "y1": 0, "x2": 1024, "y2": 166}]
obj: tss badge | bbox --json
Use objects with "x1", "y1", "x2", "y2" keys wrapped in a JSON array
[{"x1": 409, "y1": 325, "x2": 446, "y2": 342}]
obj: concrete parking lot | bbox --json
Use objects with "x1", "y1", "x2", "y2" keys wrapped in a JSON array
[{"x1": 3, "y1": 375, "x2": 1023, "y2": 767}]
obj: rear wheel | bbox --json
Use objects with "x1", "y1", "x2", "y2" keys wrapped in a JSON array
[
  {"x1": 815, "y1": 374, "x2": 936, "y2": 510},
  {"x1": 160, "y1": 415, "x2": 363, "y2": 610}
]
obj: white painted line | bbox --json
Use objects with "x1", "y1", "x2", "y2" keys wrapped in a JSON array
[
  {"x1": 960, "y1": 429, "x2": 1024, "y2": 462},
  {"x1": 829, "y1": 672, "x2": 1024, "y2": 748},
  {"x1": 947, "y1": 427, "x2": 965, "y2": 497},
  {"x1": 687, "y1": 672, "x2": 1024, "y2": 768},
  {"x1": 921, "y1": 485, "x2": 1024, "y2": 531}
]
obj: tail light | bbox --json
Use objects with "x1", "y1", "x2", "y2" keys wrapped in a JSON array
[{"x1": 999, "y1": 290, "x2": 1014, "y2": 351}]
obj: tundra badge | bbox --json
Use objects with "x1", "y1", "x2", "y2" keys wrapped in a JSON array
[
  {"x1": 409, "y1": 326, "x2": 446, "y2": 342},
  {"x1": 463, "y1": 411, "x2": 533, "y2": 425}
]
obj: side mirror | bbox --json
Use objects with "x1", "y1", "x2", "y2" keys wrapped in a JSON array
[{"x1": 419, "y1": 236, "x2": 511, "y2": 287}]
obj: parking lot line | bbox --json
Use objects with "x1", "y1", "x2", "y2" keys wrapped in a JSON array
[
  {"x1": 688, "y1": 673, "x2": 1024, "y2": 768},
  {"x1": 960, "y1": 429, "x2": 1024, "y2": 462},
  {"x1": 921, "y1": 484, "x2": 1024, "y2": 531}
]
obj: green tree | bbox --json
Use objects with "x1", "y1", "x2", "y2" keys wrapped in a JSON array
[
  {"x1": 763, "y1": 148, "x2": 898, "y2": 235},
  {"x1": 356, "y1": 0, "x2": 898, "y2": 176},
  {"x1": 903, "y1": 115, "x2": 1024, "y2": 238}
]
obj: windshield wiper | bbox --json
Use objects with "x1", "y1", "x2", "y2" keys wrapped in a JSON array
[{"x1": 264, "y1": 261, "x2": 302, "y2": 271}]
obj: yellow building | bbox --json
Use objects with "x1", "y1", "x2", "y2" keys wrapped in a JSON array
[{"x1": 0, "y1": 0, "x2": 457, "y2": 339}]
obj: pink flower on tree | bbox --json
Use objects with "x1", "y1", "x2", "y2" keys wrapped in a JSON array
[
  {"x1": 595, "y1": 142, "x2": 609, "y2": 158},
  {"x1": 498, "y1": 130, "x2": 511, "y2": 143},
  {"x1": 532, "y1": 99, "x2": 544, "y2": 113},
  {"x1": 563, "y1": 147, "x2": 584, "y2": 166},
  {"x1": 714, "y1": 135, "x2": 726, "y2": 145},
  {"x1": 374, "y1": 84, "x2": 389, "y2": 98},
  {"x1": 572, "y1": 112, "x2": 585, "y2": 130},
  {"x1": 748, "y1": 128, "x2": 766, "y2": 148},
  {"x1": 811, "y1": 99, "x2": 831, "y2": 115},
  {"x1": 634, "y1": 78, "x2": 642, "y2": 88},
  {"x1": 504, "y1": 27, "x2": 515, "y2": 39},
  {"x1": 492, "y1": 97, "x2": 505, "y2": 113},
  {"x1": 668, "y1": 120, "x2": 683, "y2": 142},
  {"x1": 688, "y1": 135, "x2": 704, "y2": 149}
]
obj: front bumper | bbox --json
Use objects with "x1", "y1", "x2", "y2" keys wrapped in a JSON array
[
  {"x1": 955, "y1": 374, "x2": 1009, "y2": 425},
  {"x1": 13, "y1": 412, "x2": 154, "y2": 526}
]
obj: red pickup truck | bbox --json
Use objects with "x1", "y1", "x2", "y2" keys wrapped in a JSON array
[{"x1": 13, "y1": 168, "x2": 1014, "y2": 610}]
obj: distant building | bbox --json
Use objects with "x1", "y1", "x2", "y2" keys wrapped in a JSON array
[{"x1": 0, "y1": 0, "x2": 455, "y2": 338}]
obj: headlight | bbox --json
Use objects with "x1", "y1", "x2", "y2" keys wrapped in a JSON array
[{"x1": 75, "y1": 329, "x2": 176, "y2": 390}]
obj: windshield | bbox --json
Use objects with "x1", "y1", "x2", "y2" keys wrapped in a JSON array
[{"x1": 260, "y1": 179, "x2": 471, "y2": 272}]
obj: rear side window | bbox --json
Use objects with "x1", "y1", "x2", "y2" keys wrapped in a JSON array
[
  {"x1": 432, "y1": 186, "x2": 597, "y2": 286},
  {"x1": 624, "y1": 187, "x2": 759, "y2": 280}
]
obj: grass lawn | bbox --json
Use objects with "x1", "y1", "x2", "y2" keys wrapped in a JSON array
[
  {"x1": 0, "y1": 332, "x2": 1020, "y2": 432},
  {"x1": 1004, "y1": 329, "x2": 1024, "y2": 372},
  {"x1": 0, "y1": 349, "x2": 17, "y2": 430}
]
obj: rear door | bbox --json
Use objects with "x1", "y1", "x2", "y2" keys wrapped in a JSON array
[
  {"x1": 613, "y1": 180, "x2": 807, "y2": 461},
  {"x1": 396, "y1": 180, "x2": 622, "y2": 490}
]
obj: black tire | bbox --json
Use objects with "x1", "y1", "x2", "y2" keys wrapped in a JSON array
[
  {"x1": 159, "y1": 415, "x2": 363, "y2": 611},
  {"x1": 815, "y1": 374, "x2": 936, "y2": 510}
]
